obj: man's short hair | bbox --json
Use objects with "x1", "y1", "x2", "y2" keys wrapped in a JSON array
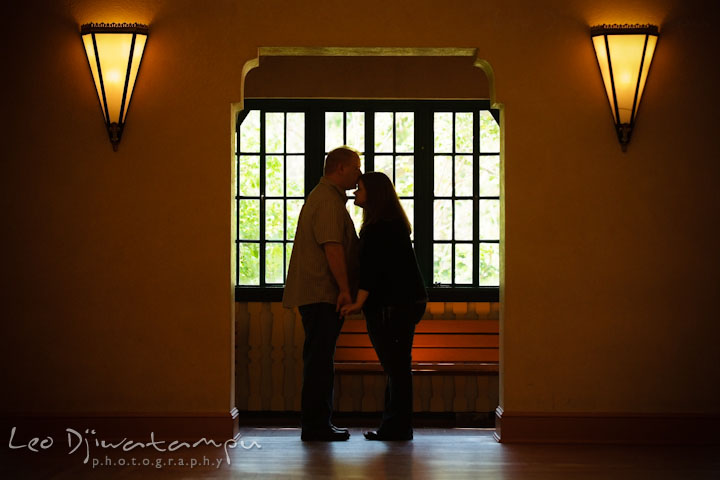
[{"x1": 324, "y1": 146, "x2": 360, "y2": 175}]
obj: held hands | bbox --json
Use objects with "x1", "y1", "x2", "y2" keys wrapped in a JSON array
[
  {"x1": 339, "y1": 289, "x2": 368, "y2": 318},
  {"x1": 336, "y1": 290, "x2": 353, "y2": 317},
  {"x1": 340, "y1": 302, "x2": 363, "y2": 317}
]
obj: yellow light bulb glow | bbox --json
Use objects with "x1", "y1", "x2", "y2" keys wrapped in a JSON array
[
  {"x1": 81, "y1": 23, "x2": 148, "y2": 151},
  {"x1": 591, "y1": 24, "x2": 658, "y2": 151}
]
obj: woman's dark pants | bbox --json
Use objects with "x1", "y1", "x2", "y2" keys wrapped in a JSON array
[{"x1": 364, "y1": 302, "x2": 426, "y2": 434}]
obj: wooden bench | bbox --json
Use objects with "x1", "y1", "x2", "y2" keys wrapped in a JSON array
[{"x1": 335, "y1": 318, "x2": 499, "y2": 375}]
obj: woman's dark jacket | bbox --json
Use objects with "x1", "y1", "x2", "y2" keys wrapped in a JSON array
[{"x1": 357, "y1": 219, "x2": 427, "y2": 309}]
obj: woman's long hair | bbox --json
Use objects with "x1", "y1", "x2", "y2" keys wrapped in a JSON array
[{"x1": 359, "y1": 171, "x2": 411, "y2": 236}]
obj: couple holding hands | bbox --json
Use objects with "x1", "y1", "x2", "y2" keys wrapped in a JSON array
[{"x1": 283, "y1": 146, "x2": 427, "y2": 442}]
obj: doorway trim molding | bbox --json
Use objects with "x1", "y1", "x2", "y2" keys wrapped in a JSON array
[{"x1": 237, "y1": 46, "x2": 497, "y2": 110}]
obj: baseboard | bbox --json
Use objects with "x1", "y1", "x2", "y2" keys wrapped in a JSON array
[
  {"x1": 494, "y1": 406, "x2": 720, "y2": 445},
  {"x1": 237, "y1": 410, "x2": 496, "y2": 428},
  {"x1": 2, "y1": 408, "x2": 239, "y2": 442}
]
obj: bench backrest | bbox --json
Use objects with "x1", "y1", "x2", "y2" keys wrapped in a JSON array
[{"x1": 336, "y1": 318, "x2": 499, "y2": 364}]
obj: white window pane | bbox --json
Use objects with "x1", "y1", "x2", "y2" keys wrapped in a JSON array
[
  {"x1": 266, "y1": 112, "x2": 284, "y2": 153},
  {"x1": 395, "y1": 156, "x2": 414, "y2": 196},
  {"x1": 479, "y1": 155, "x2": 500, "y2": 197},
  {"x1": 395, "y1": 112, "x2": 414, "y2": 152},
  {"x1": 346, "y1": 198, "x2": 363, "y2": 236},
  {"x1": 240, "y1": 110, "x2": 260, "y2": 153},
  {"x1": 479, "y1": 243, "x2": 500, "y2": 286},
  {"x1": 455, "y1": 112, "x2": 473, "y2": 153},
  {"x1": 400, "y1": 198, "x2": 414, "y2": 240},
  {"x1": 265, "y1": 243, "x2": 284, "y2": 283},
  {"x1": 286, "y1": 156, "x2": 304, "y2": 197},
  {"x1": 455, "y1": 155, "x2": 473, "y2": 196},
  {"x1": 346, "y1": 112, "x2": 364, "y2": 152},
  {"x1": 286, "y1": 200, "x2": 303, "y2": 241},
  {"x1": 455, "y1": 244, "x2": 473, "y2": 284},
  {"x1": 375, "y1": 155, "x2": 394, "y2": 182},
  {"x1": 433, "y1": 243, "x2": 452, "y2": 284},
  {"x1": 286, "y1": 112, "x2": 304, "y2": 153},
  {"x1": 266, "y1": 156, "x2": 284, "y2": 196},
  {"x1": 374, "y1": 112, "x2": 393, "y2": 152},
  {"x1": 454, "y1": 200, "x2": 473, "y2": 241},
  {"x1": 434, "y1": 156, "x2": 452, "y2": 197},
  {"x1": 285, "y1": 243, "x2": 293, "y2": 276},
  {"x1": 239, "y1": 155, "x2": 259, "y2": 196},
  {"x1": 434, "y1": 200, "x2": 452, "y2": 240},
  {"x1": 265, "y1": 199, "x2": 283, "y2": 240},
  {"x1": 434, "y1": 112, "x2": 452, "y2": 153},
  {"x1": 238, "y1": 243, "x2": 259, "y2": 285},
  {"x1": 325, "y1": 112, "x2": 344, "y2": 152},
  {"x1": 480, "y1": 110, "x2": 500, "y2": 153},
  {"x1": 238, "y1": 199, "x2": 259, "y2": 240},
  {"x1": 479, "y1": 200, "x2": 500, "y2": 240}
]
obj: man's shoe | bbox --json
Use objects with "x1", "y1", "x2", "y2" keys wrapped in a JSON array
[
  {"x1": 363, "y1": 430, "x2": 413, "y2": 441},
  {"x1": 301, "y1": 428, "x2": 350, "y2": 441},
  {"x1": 330, "y1": 424, "x2": 349, "y2": 434}
]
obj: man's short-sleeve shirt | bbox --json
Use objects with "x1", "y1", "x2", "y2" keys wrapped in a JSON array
[{"x1": 282, "y1": 177, "x2": 359, "y2": 308}]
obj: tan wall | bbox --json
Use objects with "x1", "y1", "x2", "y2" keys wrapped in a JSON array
[{"x1": 2, "y1": 0, "x2": 719, "y2": 418}]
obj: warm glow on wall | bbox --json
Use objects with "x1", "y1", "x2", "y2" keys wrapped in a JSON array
[
  {"x1": 81, "y1": 23, "x2": 148, "y2": 151},
  {"x1": 591, "y1": 24, "x2": 658, "y2": 151}
]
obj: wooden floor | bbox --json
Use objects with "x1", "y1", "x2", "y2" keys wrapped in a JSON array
[{"x1": 3, "y1": 427, "x2": 720, "y2": 479}]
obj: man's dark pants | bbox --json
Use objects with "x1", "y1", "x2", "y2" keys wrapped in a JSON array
[{"x1": 298, "y1": 302, "x2": 345, "y2": 430}]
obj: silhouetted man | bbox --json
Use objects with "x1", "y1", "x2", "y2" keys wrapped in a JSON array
[{"x1": 283, "y1": 146, "x2": 361, "y2": 441}]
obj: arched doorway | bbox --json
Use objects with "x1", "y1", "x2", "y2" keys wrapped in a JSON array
[{"x1": 231, "y1": 47, "x2": 504, "y2": 428}]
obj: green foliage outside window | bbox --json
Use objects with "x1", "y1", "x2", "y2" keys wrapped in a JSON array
[{"x1": 236, "y1": 102, "x2": 501, "y2": 292}]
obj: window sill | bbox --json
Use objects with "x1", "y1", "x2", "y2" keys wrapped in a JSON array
[{"x1": 234, "y1": 286, "x2": 499, "y2": 303}]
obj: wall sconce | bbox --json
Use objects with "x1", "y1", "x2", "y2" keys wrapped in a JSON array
[
  {"x1": 81, "y1": 22, "x2": 148, "y2": 151},
  {"x1": 591, "y1": 24, "x2": 658, "y2": 151}
]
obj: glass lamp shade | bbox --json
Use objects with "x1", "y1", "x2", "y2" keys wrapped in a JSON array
[
  {"x1": 591, "y1": 24, "x2": 658, "y2": 151},
  {"x1": 81, "y1": 23, "x2": 148, "y2": 151}
]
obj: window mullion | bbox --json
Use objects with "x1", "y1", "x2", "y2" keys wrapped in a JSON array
[
  {"x1": 306, "y1": 108, "x2": 324, "y2": 194},
  {"x1": 283, "y1": 113, "x2": 288, "y2": 282},
  {"x1": 392, "y1": 112, "x2": 397, "y2": 181},
  {"x1": 365, "y1": 110, "x2": 374, "y2": 172},
  {"x1": 235, "y1": 116, "x2": 241, "y2": 287},
  {"x1": 414, "y1": 107, "x2": 433, "y2": 287},
  {"x1": 473, "y1": 110, "x2": 480, "y2": 287},
  {"x1": 259, "y1": 110, "x2": 267, "y2": 286},
  {"x1": 451, "y1": 112, "x2": 456, "y2": 287}
]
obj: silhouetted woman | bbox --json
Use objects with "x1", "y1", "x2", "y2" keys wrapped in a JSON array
[{"x1": 341, "y1": 171, "x2": 427, "y2": 441}]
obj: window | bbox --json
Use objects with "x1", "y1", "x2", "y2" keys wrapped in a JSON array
[
  {"x1": 432, "y1": 111, "x2": 501, "y2": 287},
  {"x1": 235, "y1": 100, "x2": 500, "y2": 301},
  {"x1": 236, "y1": 109, "x2": 305, "y2": 286}
]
